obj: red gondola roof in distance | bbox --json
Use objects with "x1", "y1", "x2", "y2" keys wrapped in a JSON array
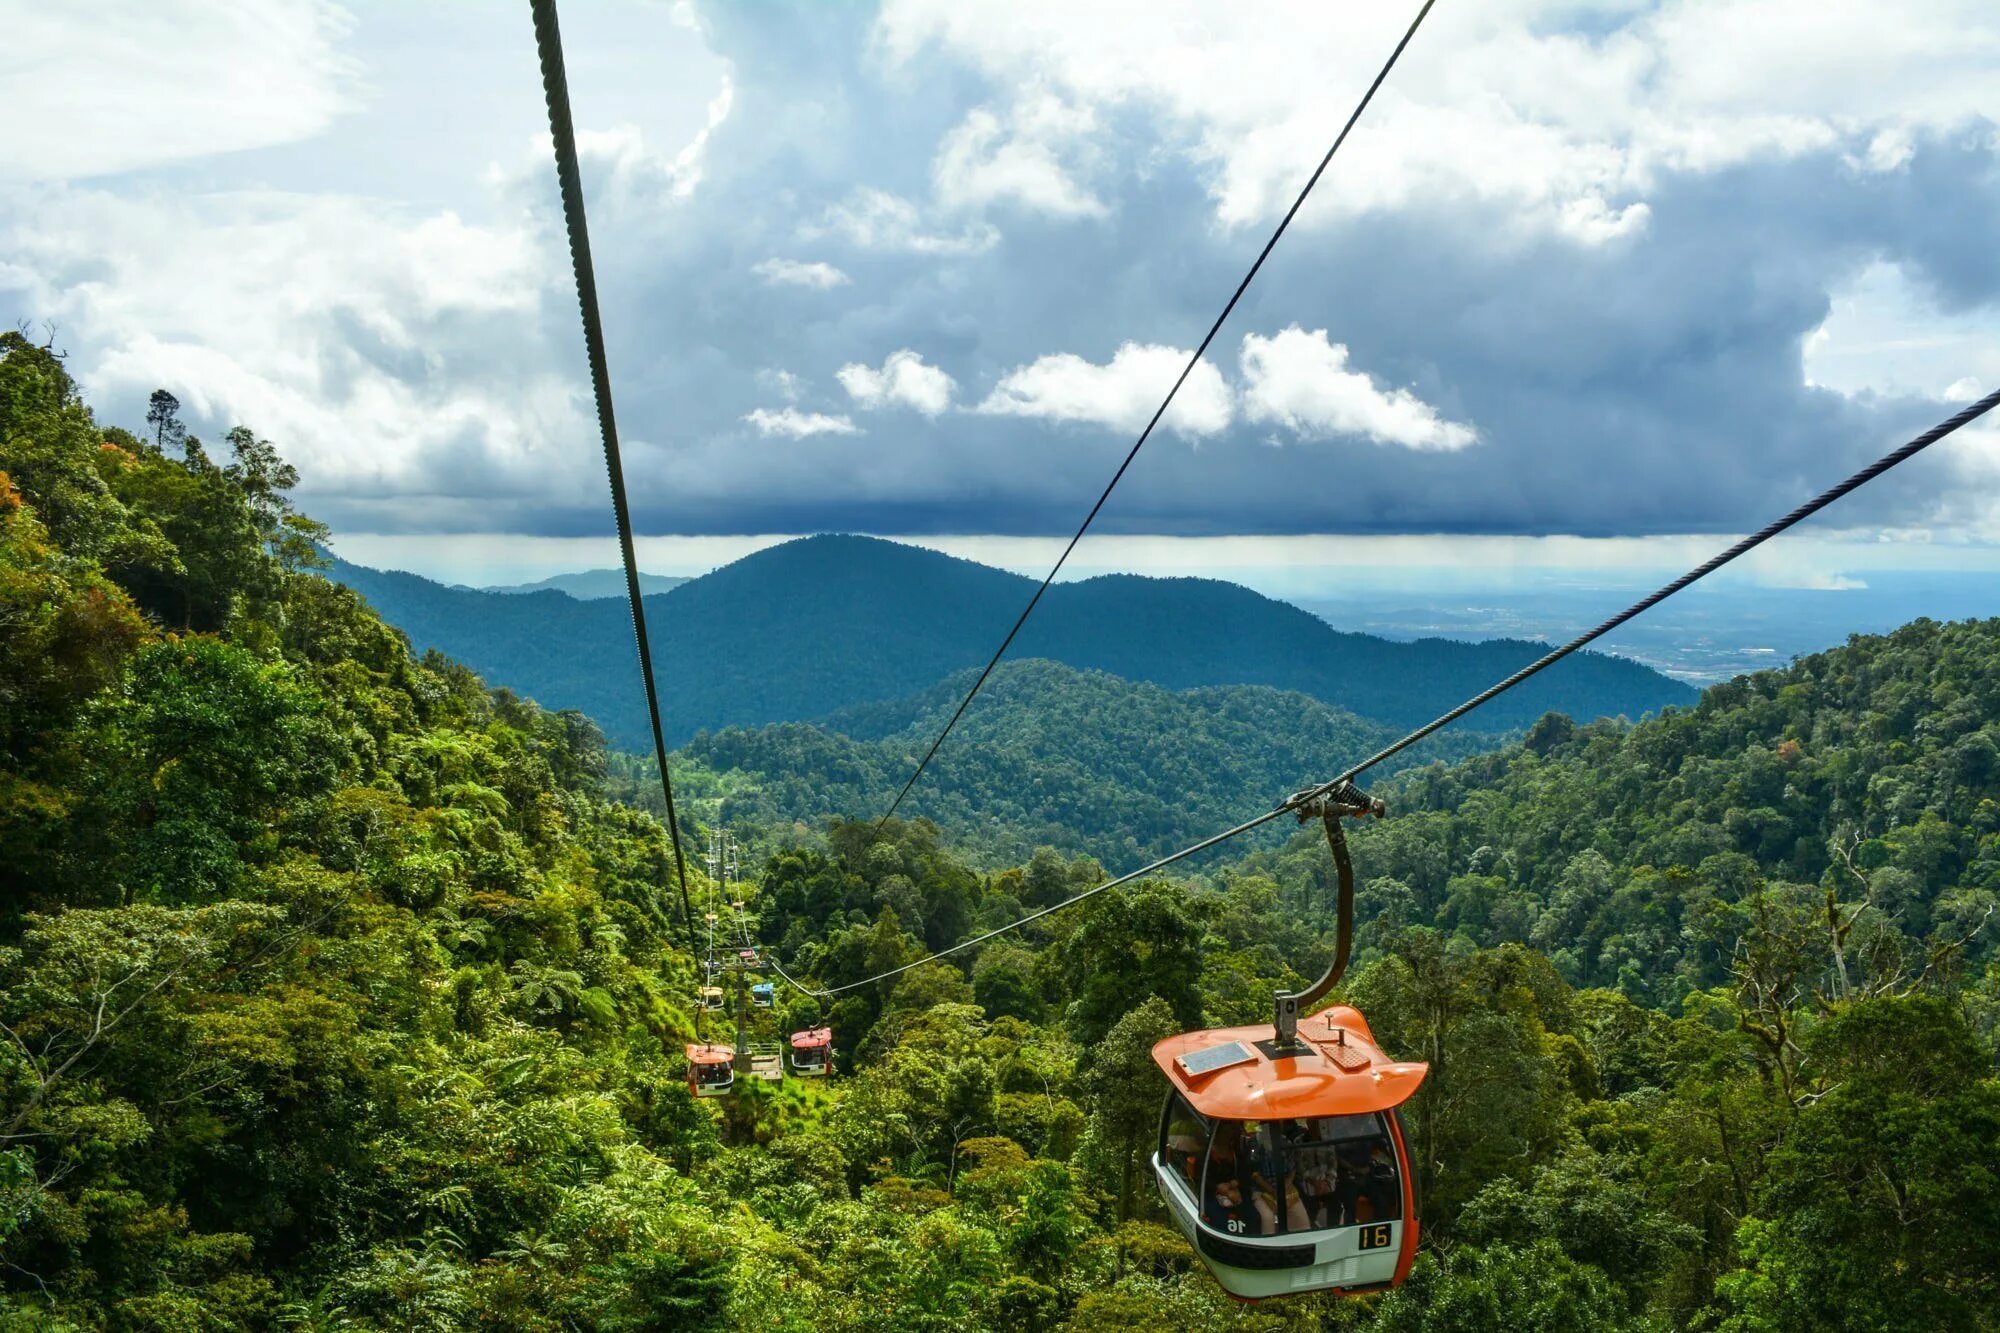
[
  {"x1": 790, "y1": 1027, "x2": 832, "y2": 1049},
  {"x1": 1153, "y1": 1007, "x2": 1427, "y2": 1120},
  {"x1": 685, "y1": 1044, "x2": 735, "y2": 1066}
]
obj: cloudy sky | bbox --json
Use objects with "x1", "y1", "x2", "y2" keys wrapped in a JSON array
[{"x1": 4, "y1": 0, "x2": 1999, "y2": 588}]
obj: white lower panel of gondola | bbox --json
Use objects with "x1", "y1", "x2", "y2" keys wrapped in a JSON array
[{"x1": 1152, "y1": 1154, "x2": 1401, "y2": 1299}]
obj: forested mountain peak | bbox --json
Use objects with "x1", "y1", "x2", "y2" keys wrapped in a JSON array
[
  {"x1": 332, "y1": 533, "x2": 1695, "y2": 750},
  {"x1": 694, "y1": 531, "x2": 1025, "y2": 588},
  {"x1": 481, "y1": 568, "x2": 689, "y2": 599}
]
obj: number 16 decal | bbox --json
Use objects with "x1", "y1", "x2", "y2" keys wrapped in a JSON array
[{"x1": 1358, "y1": 1223, "x2": 1393, "y2": 1250}]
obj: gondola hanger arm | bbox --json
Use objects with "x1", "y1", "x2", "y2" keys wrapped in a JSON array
[{"x1": 1270, "y1": 780, "x2": 1384, "y2": 1050}]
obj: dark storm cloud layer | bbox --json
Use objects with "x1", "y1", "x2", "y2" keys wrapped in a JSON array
[
  {"x1": 396, "y1": 3, "x2": 1991, "y2": 546},
  {"x1": 113, "y1": 2, "x2": 1993, "y2": 544}
]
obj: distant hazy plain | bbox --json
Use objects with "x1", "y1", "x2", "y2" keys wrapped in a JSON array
[{"x1": 1297, "y1": 571, "x2": 2000, "y2": 684}]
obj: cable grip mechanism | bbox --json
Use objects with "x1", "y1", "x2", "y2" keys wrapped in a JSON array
[{"x1": 1270, "y1": 779, "x2": 1385, "y2": 1051}]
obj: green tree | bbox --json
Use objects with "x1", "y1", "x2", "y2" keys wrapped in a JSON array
[
  {"x1": 1077, "y1": 997, "x2": 1180, "y2": 1222},
  {"x1": 1052, "y1": 882, "x2": 1202, "y2": 1045},
  {"x1": 1375, "y1": 1240, "x2": 1637, "y2": 1332},
  {"x1": 974, "y1": 940, "x2": 1045, "y2": 1021},
  {"x1": 88, "y1": 638, "x2": 339, "y2": 903},
  {"x1": 1713, "y1": 994, "x2": 2000, "y2": 1331}
]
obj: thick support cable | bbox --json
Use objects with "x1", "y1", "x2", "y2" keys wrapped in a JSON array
[
  {"x1": 825, "y1": 388, "x2": 2000, "y2": 999},
  {"x1": 530, "y1": 0, "x2": 697, "y2": 953},
  {"x1": 876, "y1": 0, "x2": 1443, "y2": 829}
]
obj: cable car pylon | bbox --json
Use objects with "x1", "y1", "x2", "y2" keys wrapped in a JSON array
[{"x1": 687, "y1": 828, "x2": 734, "y2": 1095}]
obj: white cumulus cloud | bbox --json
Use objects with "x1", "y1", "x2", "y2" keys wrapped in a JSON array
[
  {"x1": 1, "y1": 0, "x2": 359, "y2": 182},
  {"x1": 812, "y1": 187, "x2": 997, "y2": 256},
  {"x1": 1239, "y1": 326, "x2": 1476, "y2": 452},
  {"x1": 568, "y1": 74, "x2": 734, "y2": 210},
  {"x1": 977, "y1": 342, "x2": 1232, "y2": 438},
  {"x1": 933, "y1": 96, "x2": 1106, "y2": 219},
  {"x1": 743, "y1": 406, "x2": 859, "y2": 438},
  {"x1": 880, "y1": 0, "x2": 2000, "y2": 244},
  {"x1": 753, "y1": 258, "x2": 850, "y2": 289},
  {"x1": 837, "y1": 350, "x2": 956, "y2": 416},
  {"x1": 0, "y1": 183, "x2": 591, "y2": 523}
]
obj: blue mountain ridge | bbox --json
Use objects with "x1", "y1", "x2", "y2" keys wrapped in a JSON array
[{"x1": 327, "y1": 534, "x2": 1697, "y2": 750}]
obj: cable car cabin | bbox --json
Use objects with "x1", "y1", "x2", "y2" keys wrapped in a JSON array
[
  {"x1": 697, "y1": 986, "x2": 725, "y2": 1012},
  {"x1": 789, "y1": 1026, "x2": 833, "y2": 1076},
  {"x1": 1152, "y1": 1006, "x2": 1426, "y2": 1301},
  {"x1": 685, "y1": 1044, "x2": 735, "y2": 1098},
  {"x1": 750, "y1": 982, "x2": 775, "y2": 1010}
]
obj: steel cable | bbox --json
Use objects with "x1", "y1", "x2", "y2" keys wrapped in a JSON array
[{"x1": 531, "y1": 0, "x2": 697, "y2": 952}]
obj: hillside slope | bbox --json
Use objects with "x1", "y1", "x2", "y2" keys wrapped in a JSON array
[
  {"x1": 331, "y1": 535, "x2": 1695, "y2": 748},
  {"x1": 678, "y1": 658, "x2": 1503, "y2": 867},
  {"x1": 1343, "y1": 615, "x2": 2000, "y2": 998}
]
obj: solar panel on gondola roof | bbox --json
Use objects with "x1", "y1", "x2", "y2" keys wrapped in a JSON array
[{"x1": 1175, "y1": 1040, "x2": 1256, "y2": 1079}]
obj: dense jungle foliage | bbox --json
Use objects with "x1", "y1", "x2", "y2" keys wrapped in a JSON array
[
  {"x1": 671, "y1": 660, "x2": 1498, "y2": 869},
  {"x1": 3, "y1": 331, "x2": 1997, "y2": 1331}
]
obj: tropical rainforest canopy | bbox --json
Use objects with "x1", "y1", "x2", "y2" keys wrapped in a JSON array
[{"x1": 3, "y1": 329, "x2": 1997, "y2": 1330}]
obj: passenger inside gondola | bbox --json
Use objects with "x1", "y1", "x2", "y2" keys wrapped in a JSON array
[
  {"x1": 1164, "y1": 1097, "x2": 1411, "y2": 1240},
  {"x1": 1162, "y1": 1095, "x2": 1207, "y2": 1190},
  {"x1": 1206, "y1": 1178, "x2": 1254, "y2": 1234},
  {"x1": 1295, "y1": 1142, "x2": 1341, "y2": 1226},
  {"x1": 1329, "y1": 1126, "x2": 1402, "y2": 1223},
  {"x1": 1204, "y1": 1121, "x2": 1255, "y2": 1233},
  {"x1": 1338, "y1": 1144, "x2": 1370, "y2": 1223},
  {"x1": 1242, "y1": 1120, "x2": 1311, "y2": 1234},
  {"x1": 1189, "y1": 1112, "x2": 1404, "y2": 1236},
  {"x1": 1252, "y1": 1176, "x2": 1310, "y2": 1233}
]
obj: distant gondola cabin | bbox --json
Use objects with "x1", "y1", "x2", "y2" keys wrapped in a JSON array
[
  {"x1": 789, "y1": 1026, "x2": 832, "y2": 1076},
  {"x1": 686, "y1": 1044, "x2": 734, "y2": 1098}
]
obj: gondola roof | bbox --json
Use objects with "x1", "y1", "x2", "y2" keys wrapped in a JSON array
[{"x1": 1153, "y1": 1005, "x2": 1427, "y2": 1120}]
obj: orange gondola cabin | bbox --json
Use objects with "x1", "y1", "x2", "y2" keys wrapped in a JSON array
[
  {"x1": 1152, "y1": 1006, "x2": 1425, "y2": 1299},
  {"x1": 1149, "y1": 780, "x2": 1424, "y2": 1300},
  {"x1": 789, "y1": 1026, "x2": 833, "y2": 1077},
  {"x1": 685, "y1": 1043, "x2": 734, "y2": 1098}
]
